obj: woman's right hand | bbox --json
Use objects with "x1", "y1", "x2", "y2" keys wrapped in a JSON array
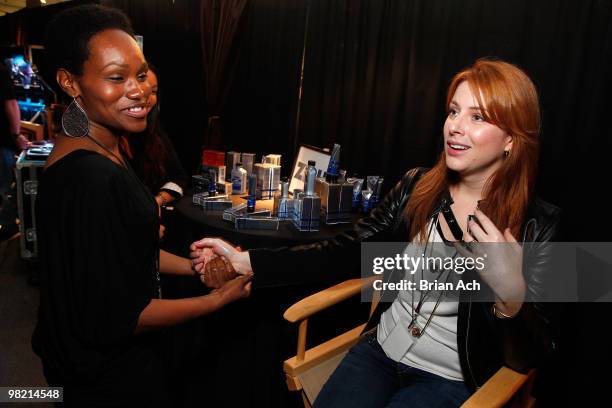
[{"x1": 213, "y1": 274, "x2": 253, "y2": 305}]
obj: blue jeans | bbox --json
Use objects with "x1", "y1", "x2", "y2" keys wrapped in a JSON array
[{"x1": 314, "y1": 332, "x2": 471, "y2": 408}]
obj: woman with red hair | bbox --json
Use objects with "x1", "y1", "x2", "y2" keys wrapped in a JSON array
[{"x1": 192, "y1": 58, "x2": 560, "y2": 407}]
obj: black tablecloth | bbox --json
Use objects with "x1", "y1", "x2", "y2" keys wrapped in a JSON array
[{"x1": 160, "y1": 195, "x2": 371, "y2": 408}]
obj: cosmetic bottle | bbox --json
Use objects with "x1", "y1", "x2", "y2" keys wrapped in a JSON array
[
  {"x1": 274, "y1": 177, "x2": 293, "y2": 220},
  {"x1": 325, "y1": 144, "x2": 341, "y2": 183},
  {"x1": 231, "y1": 162, "x2": 247, "y2": 195},
  {"x1": 305, "y1": 160, "x2": 317, "y2": 196},
  {"x1": 247, "y1": 173, "x2": 257, "y2": 213}
]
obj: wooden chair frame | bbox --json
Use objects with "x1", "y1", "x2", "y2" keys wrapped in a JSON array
[{"x1": 283, "y1": 277, "x2": 536, "y2": 408}]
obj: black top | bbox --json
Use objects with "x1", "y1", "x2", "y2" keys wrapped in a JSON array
[
  {"x1": 32, "y1": 150, "x2": 164, "y2": 404},
  {"x1": 0, "y1": 63, "x2": 17, "y2": 149}
]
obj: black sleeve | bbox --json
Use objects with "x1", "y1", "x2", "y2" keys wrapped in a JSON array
[
  {"x1": 43, "y1": 167, "x2": 154, "y2": 347},
  {"x1": 492, "y1": 205, "x2": 562, "y2": 372},
  {"x1": 249, "y1": 168, "x2": 425, "y2": 288},
  {"x1": 0, "y1": 65, "x2": 16, "y2": 101},
  {"x1": 158, "y1": 128, "x2": 188, "y2": 197}
]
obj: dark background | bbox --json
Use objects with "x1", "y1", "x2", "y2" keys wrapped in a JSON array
[
  {"x1": 3, "y1": 0, "x2": 610, "y2": 241},
  {"x1": 2, "y1": 0, "x2": 610, "y2": 406}
]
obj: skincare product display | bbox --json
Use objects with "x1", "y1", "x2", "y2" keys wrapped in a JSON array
[{"x1": 191, "y1": 145, "x2": 384, "y2": 232}]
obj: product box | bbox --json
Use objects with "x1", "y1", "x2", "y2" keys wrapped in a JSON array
[
  {"x1": 201, "y1": 164, "x2": 226, "y2": 184},
  {"x1": 226, "y1": 151, "x2": 241, "y2": 180},
  {"x1": 192, "y1": 175, "x2": 209, "y2": 194},
  {"x1": 217, "y1": 181, "x2": 232, "y2": 196},
  {"x1": 241, "y1": 153, "x2": 256, "y2": 175},
  {"x1": 292, "y1": 194, "x2": 321, "y2": 231},
  {"x1": 254, "y1": 163, "x2": 281, "y2": 199},
  {"x1": 223, "y1": 204, "x2": 272, "y2": 223},
  {"x1": 192, "y1": 193, "x2": 232, "y2": 210},
  {"x1": 202, "y1": 150, "x2": 225, "y2": 167},
  {"x1": 263, "y1": 154, "x2": 281, "y2": 166},
  {"x1": 315, "y1": 179, "x2": 353, "y2": 224},
  {"x1": 273, "y1": 195, "x2": 294, "y2": 220},
  {"x1": 16, "y1": 150, "x2": 48, "y2": 259}
]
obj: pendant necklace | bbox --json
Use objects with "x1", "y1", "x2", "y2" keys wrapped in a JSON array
[{"x1": 408, "y1": 212, "x2": 456, "y2": 338}]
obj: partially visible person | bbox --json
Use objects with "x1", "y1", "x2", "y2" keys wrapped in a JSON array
[
  {"x1": 0, "y1": 61, "x2": 23, "y2": 236},
  {"x1": 121, "y1": 66, "x2": 187, "y2": 210},
  {"x1": 32, "y1": 5, "x2": 251, "y2": 406},
  {"x1": 190, "y1": 58, "x2": 561, "y2": 407}
]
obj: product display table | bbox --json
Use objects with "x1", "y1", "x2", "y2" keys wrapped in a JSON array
[
  {"x1": 174, "y1": 193, "x2": 362, "y2": 247},
  {"x1": 161, "y1": 194, "x2": 369, "y2": 408}
]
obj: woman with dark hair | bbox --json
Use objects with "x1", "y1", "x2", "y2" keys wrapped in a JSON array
[
  {"x1": 121, "y1": 66, "x2": 187, "y2": 208},
  {"x1": 32, "y1": 5, "x2": 251, "y2": 405},
  {"x1": 191, "y1": 59, "x2": 561, "y2": 407}
]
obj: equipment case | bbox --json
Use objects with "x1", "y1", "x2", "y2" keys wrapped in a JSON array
[{"x1": 16, "y1": 150, "x2": 47, "y2": 259}]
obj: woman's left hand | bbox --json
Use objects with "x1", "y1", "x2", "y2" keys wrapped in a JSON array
[{"x1": 455, "y1": 208, "x2": 525, "y2": 305}]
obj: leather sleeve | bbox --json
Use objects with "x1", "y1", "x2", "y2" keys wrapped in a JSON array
[
  {"x1": 492, "y1": 202, "x2": 562, "y2": 372},
  {"x1": 249, "y1": 168, "x2": 425, "y2": 289}
]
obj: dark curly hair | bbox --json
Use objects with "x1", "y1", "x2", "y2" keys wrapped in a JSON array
[
  {"x1": 126, "y1": 65, "x2": 168, "y2": 185},
  {"x1": 44, "y1": 4, "x2": 134, "y2": 77}
]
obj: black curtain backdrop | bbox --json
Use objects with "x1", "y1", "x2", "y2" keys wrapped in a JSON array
[
  {"x1": 199, "y1": 0, "x2": 248, "y2": 148},
  {"x1": 222, "y1": 0, "x2": 307, "y2": 164},
  {"x1": 296, "y1": 0, "x2": 612, "y2": 243},
  {"x1": 2, "y1": 0, "x2": 611, "y2": 405},
  {"x1": 2, "y1": 0, "x2": 609, "y2": 240}
]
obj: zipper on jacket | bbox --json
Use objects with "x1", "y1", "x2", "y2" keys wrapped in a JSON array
[{"x1": 464, "y1": 293, "x2": 479, "y2": 389}]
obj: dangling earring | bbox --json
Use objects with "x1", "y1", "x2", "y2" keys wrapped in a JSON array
[
  {"x1": 62, "y1": 97, "x2": 89, "y2": 138},
  {"x1": 504, "y1": 150, "x2": 510, "y2": 158}
]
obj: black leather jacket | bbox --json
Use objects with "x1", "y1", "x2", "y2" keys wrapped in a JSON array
[{"x1": 250, "y1": 167, "x2": 561, "y2": 392}]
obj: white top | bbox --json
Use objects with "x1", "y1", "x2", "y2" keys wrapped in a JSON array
[
  {"x1": 376, "y1": 222, "x2": 463, "y2": 381},
  {"x1": 161, "y1": 181, "x2": 184, "y2": 197}
]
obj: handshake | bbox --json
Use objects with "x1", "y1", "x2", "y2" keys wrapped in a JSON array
[{"x1": 190, "y1": 238, "x2": 254, "y2": 290}]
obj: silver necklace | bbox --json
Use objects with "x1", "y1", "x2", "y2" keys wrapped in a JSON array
[{"x1": 408, "y1": 214, "x2": 455, "y2": 338}]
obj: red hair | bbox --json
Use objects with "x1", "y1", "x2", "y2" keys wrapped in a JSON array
[{"x1": 406, "y1": 58, "x2": 540, "y2": 241}]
